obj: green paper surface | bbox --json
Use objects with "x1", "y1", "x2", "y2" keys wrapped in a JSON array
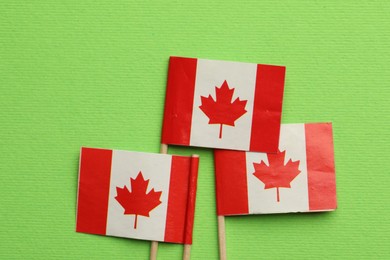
[{"x1": 1, "y1": 1, "x2": 389, "y2": 259}]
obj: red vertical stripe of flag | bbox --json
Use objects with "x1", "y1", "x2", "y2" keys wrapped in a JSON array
[
  {"x1": 76, "y1": 147, "x2": 112, "y2": 235},
  {"x1": 305, "y1": 123, "x2": 337, "y2": 210},
  {"x1": 165, "y1": 156, "x2": 192, "y2": 243},
  {"x1": 250, "y1": 65, "x2": 286, "y2": 153},
  {"x1": 161, "y1": 57, "x2": 197, "y2": 146},
  {"x1": 184, "y1": 156, "x2": 199, "y2": 245},
  {"x1": 214, "y1": 150, "x2": 249, "y2": 215}
]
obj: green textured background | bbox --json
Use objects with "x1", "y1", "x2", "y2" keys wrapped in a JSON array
[{"x1": 1, "y1": 1, "x2": 389, "y2": 259}]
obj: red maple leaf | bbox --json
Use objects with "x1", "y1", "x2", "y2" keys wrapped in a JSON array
[
  {"x1": 252, "y1": 150, "x2": 301, "y2": 202},
  {"x1": 199, "y1": 80, "x2": 247, "y2": 138},
  {"x1": 115, "y1": 172, "x2": 162, "y2": 229}
]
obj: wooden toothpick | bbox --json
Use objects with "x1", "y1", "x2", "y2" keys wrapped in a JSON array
[
  {"x1": 150, "y1": 241, "x2": 158, "y2": 260},
  {"x1": 182, "y1": 154, "x2": 199, "y2": 260},
  {"x1": 218, "y1": 215, "x2": 227, "y2": 260},
  {"x1": 183, "y1": 244, "x2": 191, "y2": 260}
]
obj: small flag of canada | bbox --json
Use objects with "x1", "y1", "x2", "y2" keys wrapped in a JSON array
[
  {"x1": 162, "y1": 56, "x2": 286, "y2": 153},
  {"x1": 214, "y1": 123, "x2": 337, "y2": 216},
  {"x1": 76, "y1": 148, "x2": 199, "y2": 244}
]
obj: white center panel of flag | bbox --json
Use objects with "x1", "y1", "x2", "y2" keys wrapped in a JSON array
[
  {"x1": 246, "y1": 124, "x2": 310, "y2": 214},
  {"x1": 106, "y1": 150, "x2": 172, "y2": 242},
  {"x1": 190, "y1": 59, "x2": 257, "y2": 150}
]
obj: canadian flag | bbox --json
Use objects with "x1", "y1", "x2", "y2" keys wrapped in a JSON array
[
  {"x1": 162, "y1": 56, "x2": 285, "y2": 153},
  {"x1": 215, "y1": 123, "x2": 337, "y2": 215},
  {"x1": 76, "y1": 147, "x2": 199, "y2": 244}
]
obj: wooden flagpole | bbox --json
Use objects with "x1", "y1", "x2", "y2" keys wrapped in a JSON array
[
  {"x1": 218, "y1": 215, "x2": 227, "y2": 260},
  {"x1": 150, "y1": 241, "x2": 158, "y2": 260},
  {"x1": 160, "y1": 143, "x2": 168, "y2": 154},
  {"x1": 183, "y1": 244, "x2": 191, "y2": 260},
  {"x1": 182, "y1": 154, "x2": 199, "y2": 260},
  {"x1": 149, "y1": 144, "x2": 168, "y2": 260}
]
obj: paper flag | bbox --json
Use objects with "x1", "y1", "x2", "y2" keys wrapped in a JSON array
[
  {"x1": 162, "y1": 56, "x2": 286, "y2": 153},
  {"x1": 214, "y1": 123, "x2": 337, "y2": 216},
  {"x1": 76, "y1": 147, "x2": 199, "y2": 244}
]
